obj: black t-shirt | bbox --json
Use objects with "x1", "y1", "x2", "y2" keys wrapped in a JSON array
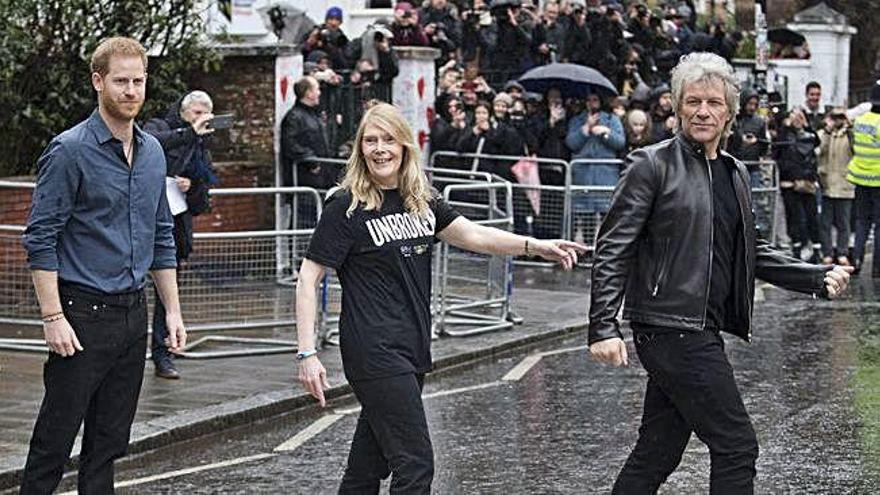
[
  {"x1": 306, "y1": 188, "x2": 460, "y2": 382},
  {"x1": 706, "y1": 156, "x2": 742, "y2": 330}
]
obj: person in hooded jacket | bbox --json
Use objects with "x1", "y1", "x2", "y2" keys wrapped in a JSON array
[
  {"x1": 728, "y1": 88, "x2": 770, "y2": 186},
  {"x1": 144, "y1": 90, "x2": 219, "y2": 379}
]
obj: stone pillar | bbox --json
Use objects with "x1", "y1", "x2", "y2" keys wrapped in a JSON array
[
  {"x1": 391, "y1": 46, "x2": 440, "y2": 165},
  {"x1": 785, "y1": 2, "x2": 857, "y2": 107},
  {"x1": 275, "y1": 51, "x2": 304, "y2": 187}
]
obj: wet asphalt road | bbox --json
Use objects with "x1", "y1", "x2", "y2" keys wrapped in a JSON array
[{"x1": 47, "y1": 279, "x2": 880, "y2": 494}]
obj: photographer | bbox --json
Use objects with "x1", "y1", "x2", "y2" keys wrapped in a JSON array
[
  {"x1": 144, "y1": 90, "x2": 219, "y2": 379},
  {"x1": 300, "y1": 7, "x2": 350, "y2": 70},
  {"x1": 460, "y1": 0, "x2": 493, "y2": 64},
  {"x1": 534, "y1": 0, "x2": 567, "y2": 64},
  {"x1": 391, "y1": 2, "x2": 429, "y2": 47},
  {"x1": 307, "y1": 50, "x2": 343, "y2": 87},
  {"x1": 345, "y1": 23, "x2": 400, "y2": 84},
  {"x1": 584, "y1": 1, "x2": 626, "y2": 85},
  {"x1": 418, "y1": 0, "x2": 462, "y2": 63},
  {"x1": 563, "y1": 2, "x2": 591, "y2": 66},
  {"x1": 481, "y1": 0, "x2": 535, "y2": 84}
]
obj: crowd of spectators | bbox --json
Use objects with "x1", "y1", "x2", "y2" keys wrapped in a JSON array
[{"x1": 291, "y1": 1, "x2": 863, "y2": 262}]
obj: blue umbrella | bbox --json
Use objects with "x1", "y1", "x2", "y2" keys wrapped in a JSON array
[{"x1": 518, "y1": 63, "x2": 618, "y2": 99}]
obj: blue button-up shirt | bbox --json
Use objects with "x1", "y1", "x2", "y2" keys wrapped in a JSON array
[{"x1": 22, "y1": 110, "x2": 177, "y2": 294}]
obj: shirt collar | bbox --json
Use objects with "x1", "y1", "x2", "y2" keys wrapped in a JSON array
[{"x1": 88, "y1": 108, "x2": 147, "y2": 145}]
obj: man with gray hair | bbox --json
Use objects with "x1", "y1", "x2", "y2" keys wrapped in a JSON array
[
  {"x1": 144, "y1": 89, "x2": 219, "y2": 379},
  {"x1": 588, "y1": 52, "x2": 853, "y2": 493}
]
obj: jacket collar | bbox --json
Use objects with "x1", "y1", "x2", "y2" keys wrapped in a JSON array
[
  {"x1": 295, "y1": 100, "x2": 320, "y2": 114},
  {"x1": 675, "y1": 132, "x2": 735, "y2": 164},
  {"x1": 675, "y1": 132, "x2": 706, "y2": 158}
]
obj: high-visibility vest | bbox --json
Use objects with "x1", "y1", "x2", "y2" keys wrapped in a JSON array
[{"x1": 847, "y1": 111, "x2": 880, "y2": 187}]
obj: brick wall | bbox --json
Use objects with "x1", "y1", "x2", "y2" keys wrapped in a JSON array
[
  {"x1": 193, "y1": 161, "x2": 274, "y2": 232},
  {"x1": 189, "y1": 53, "x2": 277, "y2": 169},
  {"x1": 0, "y1": 179, "x2": 33, "y2": 306},
  {"x1": 0, "y1": 178, "x2": 32, "y2": 226}
]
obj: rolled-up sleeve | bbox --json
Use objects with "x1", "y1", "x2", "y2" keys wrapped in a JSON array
[
  {"x1": 150, "y1": 160, "x2": 177, "y2": 270},
  {"x1": 22, "y1": 140, "x2": 80, "y2": 271}
]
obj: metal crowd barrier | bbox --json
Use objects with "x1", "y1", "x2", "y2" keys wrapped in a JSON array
[
  {"x1": 742, "y1": 159, "x2": 780, "y2": 244},
  {"x1": 569, "y1": 158, "x2": 623, "y2": 252},
  {"x1": 0, "y1": 180, "x2": 37, "y2": 341},
  {"x1": 318, "y1": 167, "x2": 518, "y2": 344},
  {"x1": 0, "y1": 182, "x2": 323, "y2": 358},
  {"x1": 172, "y1": 186, "x2": 321, "y2": 359},
  {"x1": 429, "y1": 151, "x2": 572, "y2": 244},
  {"x1": 430, "y1": 152, "x2": 782, "y2": 257},
  {"x1": 435, "y1": 180, "x2": 516, "y2": 337}
]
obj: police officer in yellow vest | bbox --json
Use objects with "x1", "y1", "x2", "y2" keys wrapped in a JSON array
[{"x1": 847, "y1": 80, "x2": 880, "y2": 276}]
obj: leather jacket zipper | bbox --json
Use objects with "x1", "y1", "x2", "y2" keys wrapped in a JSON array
[
  {"x1": 701, "y1": 153, "x2": 714, "y2": 330},
  {"x1": 652, "y1": 238, "x2": 671, "y2": 296},
  {"x1": 734, "y1": 167, "x2": 754, "y2": 340}
]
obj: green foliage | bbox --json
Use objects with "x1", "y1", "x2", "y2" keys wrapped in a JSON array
[
  {"x1": 735, "y1": 34, "x2": 756, "y2": 60},
  {"x1": 856, "y1": 347, "x2": 880, "y2": 483},
  {"x1": 0, "y1": 0, "x2": 221, "y2": 176}
]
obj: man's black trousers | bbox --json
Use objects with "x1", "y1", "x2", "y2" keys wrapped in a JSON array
[
  {"x1": 20, "y1": 284, "x2": 147, "y2": 495},
  {"x1": 339, "y1": 373, "x2": 433, "y2": 494},
  {"x1": 613, "y1": 329, "x2": 759, "y2": 495}
]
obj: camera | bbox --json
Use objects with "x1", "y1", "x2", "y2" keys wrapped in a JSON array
[
  {"x1": 401, "y1": 10, "x2": 412, "y2": 19},
  {"x1": 318, "y1": 28, "x2": 334, "y2": 45}
]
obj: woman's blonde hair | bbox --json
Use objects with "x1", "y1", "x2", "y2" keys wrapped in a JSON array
[{"x1": 341, "y1": 102, "x2": 432, "y2": 217}]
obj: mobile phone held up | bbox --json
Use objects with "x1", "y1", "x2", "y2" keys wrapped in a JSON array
[{"x1": 209, "y1": 114, "x2": 234, "y2": 130}]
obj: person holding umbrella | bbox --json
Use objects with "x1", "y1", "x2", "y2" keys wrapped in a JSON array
[{"x1": 295, "y1": 102, "x2": 586, "y2": 493}]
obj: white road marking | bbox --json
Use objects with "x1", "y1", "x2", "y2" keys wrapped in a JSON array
[
  {"x1": 58, "y1": 453, "x2": 276, "y2": 493},
  {"x1": 274, "y1": 413, "x2": 346, "y2": 452},
  {"x1": 422, "y1": 381, "x2": 504, "y2": 399},
  {"x1": 333, "y1": 405, "x2": 362, "y2": 415},
  {"x1": 274, "y1": 382, "x2": 506, "y2": 456},
  {"x1": 538, "y1": 344, "x2": 589, "y2": 358},
  {"x1": 502, "y1": 355, "x2": 543, "y2": 381},
  {"x1": 96, "y1": 339, "x2": 602, "y2": 488},
  {"x1": 502, "y1": 337, "x2": 635, "y2": 382}
]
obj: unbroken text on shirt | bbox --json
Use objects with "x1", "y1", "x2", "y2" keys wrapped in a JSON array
[{"x1": 365, "y1": 210, "x2": 437, "y2": 247}]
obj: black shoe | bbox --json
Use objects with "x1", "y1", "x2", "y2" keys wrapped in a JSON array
[{"x1": 154, "y1": 359, "x2": 180, "y2": 379}]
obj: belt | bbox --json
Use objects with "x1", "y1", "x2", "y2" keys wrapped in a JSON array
[{"x1": 59, "y1": 281, "x2": 144, "y2": 308}]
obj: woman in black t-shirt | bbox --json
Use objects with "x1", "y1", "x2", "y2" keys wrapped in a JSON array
[{"x1": 295, "y1": 102, "x2": 586, "y2": 493}]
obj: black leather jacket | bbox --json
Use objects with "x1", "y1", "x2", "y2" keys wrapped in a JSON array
[
  {"x1": 588, "y1": 134, "x2": 828, "y2": 344},
  {"x1": 279, "y1": 102, "x2": 334, "y2": 188}
]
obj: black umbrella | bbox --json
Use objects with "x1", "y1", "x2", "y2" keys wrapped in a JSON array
[
  {"x1": 489, "y1": 0, "x2": 522, "y2": 11},
  {"x1": 518, "y1": 63, "x2": 618, "y2": 99},
  {"x1": 768, "y1": 28, "x2": 806, "y2": 46}
]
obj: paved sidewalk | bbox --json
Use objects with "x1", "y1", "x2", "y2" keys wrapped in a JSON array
[{"x1": 0, "y1": 268, "x2": 590, "y2": 491}]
